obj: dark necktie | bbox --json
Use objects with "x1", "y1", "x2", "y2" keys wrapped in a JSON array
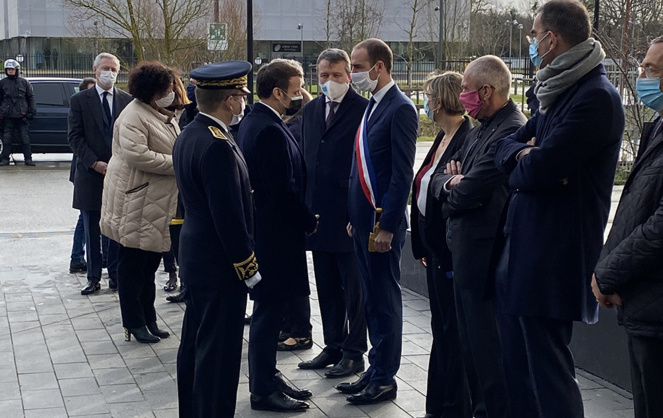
[
  {"x1": 102, "y1": 91, "x2": 112, "y2": 124},
  {"x1": 326, "y1": 101, "x2": 336, "y2": 129}
]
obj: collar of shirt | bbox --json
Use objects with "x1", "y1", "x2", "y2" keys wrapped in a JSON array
[
  {"x1": 257, "y1": 101, "x2": 283, "y2": 120},
  {"x1": 95, "y1": 83, "x2": 113, "y2": 98},
  {"x1": 370, "y1": 79, "x2": 395, "y2": 105},
  {"x1": 198, "y1": 112, "x2": 229, "y2": 133}
]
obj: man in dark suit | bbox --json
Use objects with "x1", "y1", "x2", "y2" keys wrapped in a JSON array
[
  {"x1": 174, "y1": 61, "x2": 261, "y2": 418},
  {"x1": 430, "y1": 55, "x2": 526, "y2": 418},
  {"x1": 238, "y1": 59, "x2": 318, "y2": 413},
  {"x1": 298, "y1": 48, "x2": 368, "y2": 377},
  {"x1": 494, "y1": 1, "x2": 624, "y2": 416},
  {"x1": 68, "y1": 52, "x2": 132, "y2": 295},
  {"x1": 338, "y1": 38, "x2": 418, "y2": 405}
]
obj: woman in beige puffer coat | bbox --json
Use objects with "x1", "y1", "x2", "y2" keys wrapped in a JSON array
[{"x1": 100, "y1": 62, "x2": 179, "y2": 344}]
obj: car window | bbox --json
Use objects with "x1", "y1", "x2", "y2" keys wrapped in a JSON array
[{"x1": 32, "y1": 83, "x2": 65, "y2": 106}]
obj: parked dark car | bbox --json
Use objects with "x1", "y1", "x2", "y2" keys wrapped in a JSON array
[{"x1": 4, "y1": 77, "x2": 82, "y2": 154}]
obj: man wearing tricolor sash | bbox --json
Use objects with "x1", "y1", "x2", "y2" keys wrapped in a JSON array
[{"x1": 336, "y1": 38, "x2": 418, "y2": 405}]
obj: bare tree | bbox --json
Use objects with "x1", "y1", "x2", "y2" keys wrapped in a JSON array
[
  {"x1": 63, "y1": 0, "x2": 210, "y2": 65},
  {"x1": 330, "y1": 0, "x2": 386, "y2": 52},
  {"x1": 396, "y1": 0, "x2": 434, "y2": 86}
]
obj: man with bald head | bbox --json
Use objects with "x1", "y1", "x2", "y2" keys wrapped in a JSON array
[
  {"x1": 430, "y1": 55, "x2": 526, "y2": 417},
  {"x1": 494, "y1": 1, "x2": 624, "y2": 416}
]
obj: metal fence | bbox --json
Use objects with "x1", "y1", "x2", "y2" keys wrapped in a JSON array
[{"x1": 0, "y1": 54, "x2": 138, "y2": 82}]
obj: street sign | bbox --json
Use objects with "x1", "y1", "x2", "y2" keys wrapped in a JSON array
[{"x1": 208, "y1": 23, "x2": 228, "y2": 51}]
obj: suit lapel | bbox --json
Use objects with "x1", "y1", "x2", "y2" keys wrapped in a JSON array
[
  {"x1": 87, "y1": 88, "x2": 105, "y2": 134},
  {"x1": 367, "y1": 86, "x2": 396, "y2": 131}
]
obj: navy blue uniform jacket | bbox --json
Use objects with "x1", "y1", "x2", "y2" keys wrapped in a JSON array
[
  {"x1": 238, "y1": 103, "x2": 317, "y2": 300},
  {"x1": 173, "y1": 113, "x2": 253, "y2": 293},
  {"x1": 494, "y1": 64, "x2": 624, "y2": 323},
  {"x1": 302, "y1": 87, "x2": 369, "y2": 252},
  {"x1": 348, "y1": 84, "x2": 418, "y2": 233}
]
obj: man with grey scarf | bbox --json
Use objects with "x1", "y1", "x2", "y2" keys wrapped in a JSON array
[{"x1": 493, "y1": 1, "x2": 624, "y2": 417}]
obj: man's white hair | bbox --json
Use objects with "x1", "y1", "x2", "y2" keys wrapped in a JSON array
[{"x1": 93, "y1": 52, "x2": 120, "y2": 69}]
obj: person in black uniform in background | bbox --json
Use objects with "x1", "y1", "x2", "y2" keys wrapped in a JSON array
[
  {"x1": 0, "y1": 59, "x2": 36, "y2": 166},
  {"x1": 174, "y1": 61, "x2": 262, "y2": 418},
  {"x1": 238, "y1": 59, "x2": 318, "y2": 413}
]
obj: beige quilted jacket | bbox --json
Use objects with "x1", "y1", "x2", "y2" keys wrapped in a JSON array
[{"x1": 100, "y1": 99, "x2": 180, "y2": 253}]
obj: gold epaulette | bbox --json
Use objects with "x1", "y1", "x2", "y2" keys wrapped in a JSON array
[
  {"x1": 170, "y1": 218, "x2": 184, "y2": 225},
  {"x1": 209, "y1": 126, "x2": 228, "y2": 140},
  {"x1": 233, "y1": 252, "x2": 259, "y2": 281}
]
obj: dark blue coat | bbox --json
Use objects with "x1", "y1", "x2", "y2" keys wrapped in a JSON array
[
  {"x1": 238, "y1": 102, "x2": 317, "y2": 301},
  {"x1": 348, "y1": 84, "x2": 418, "y2": 233},
  {"x1": 302, "y1": 87, "x2": 369, "y2": 252},
  {"x1": 173, "y1": 113, "x2": 253, "y2": 293},
  {"x1": 494, "y1": 64, "x2": 624, "y2": 323}
]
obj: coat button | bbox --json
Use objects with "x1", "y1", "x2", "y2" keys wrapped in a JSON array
[{"x1": 321, "y1": 139, "x2": 325, "y2": 143}]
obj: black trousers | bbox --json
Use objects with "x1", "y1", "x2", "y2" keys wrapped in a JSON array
[
  {"x1": 249, "y1": 298, "x2": 288, "y2": 395},
  {"x1": 498, "y1": 315, "x2": 583, "y2": 418},
  {"x1": 312, "y1": 250, "x2": 367, "y2": 360},
  {"x1": 117, "y1": 245, "x2": 161, "y2": 329},
  {"x1": 177, "y1": 283, "x2": 247, "y2": 418},
  {"x1": 281, "y1": 295, "x2": 312, "y2": 338},
  {"x1": 353, "y1": 223, "x2": 406, "y2": 386},
  {"x1": 0, "y1": 117, "x2": 31, "y2": 161},
  {"x1": 82, "y1": 210, "x2": 118, "y2": 282},
  {"x1": 454, "y1": 285, "x2": 509, "y2": 418},
  {"x1": 627, "y1": 334, "x2": 663, "y2": 418},
  {"x1": 425, "y1": 257, "x2": 471, "y2": 418}
]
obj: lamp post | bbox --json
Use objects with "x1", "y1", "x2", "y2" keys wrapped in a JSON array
[
  {"x1": 297, "y1": 23, "x2": 304, "y2": 59},
  {"x1": 434, "y1": 1, "x2": 444, "y2": 68},
  {"x1": 506, "y1": 19, "x2": 518, "y2": 62},
  {"x1": 247, "y1": 0, "x2": 254, "y2": 104},
  {"x1": 518, "y1": 23, "x2": 523, "y2": 72}
]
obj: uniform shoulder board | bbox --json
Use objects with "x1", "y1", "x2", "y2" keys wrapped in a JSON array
[{"x1": 208, "y1": 126, "x2": 228, "y2": 140}]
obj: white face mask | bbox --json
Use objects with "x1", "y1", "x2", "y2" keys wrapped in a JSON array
[
  {"x1": 230, "y1": 99, "x2": 246, "y2": 126},
  {"x1": 320, "y1": 80, "x2": 350, "y2": 102},
  {"x1": 155, "y1": 91, "x2": 175, "y2": 108},
  {"x1": 98, "y1": 70, "x2": 117, "y2": 88},
  {"x1": 350, "y1": 64, "x2": 378, "y2": 93}
]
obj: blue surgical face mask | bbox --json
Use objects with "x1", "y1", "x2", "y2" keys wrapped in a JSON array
[
  {"x1": 636, "y1": 77, "x2": 663, "y2": 112},
  {"x1": 424, "y1": 96, "x2": 436, "y2": 121},
  {"x1": 529, "y1": 31, "x2": 551, "y2": 69}
]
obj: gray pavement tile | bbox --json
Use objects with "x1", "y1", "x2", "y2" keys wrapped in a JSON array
[
  {"x1": 0, "y1": 367, "x2": 17, "y2": 383},
  {"x1": 153, "y1": 409, "x2": 178, "y2": 418},
  {"x1": 125, "y1": 357, "x2": 167, "y2": 375},
  {"x1": 390, "y1": 389, "x2": 426, "y2": 414},
  {"x1": 401, "y1": 340, "x2": 429, "y2": 356},
  {"x1": 402, "y1": 321, "x2": 427, "y2": 336},
  {"x1": 54, "y1": 362, "x2": 94, "y2": 379},
  {"x1": 402, "y1": 354, "x2": 429, "y2": 370},
  {"x1": 164, "y1": 362, "x2": 178, "y2": 380},
  {"x1": 403, "y1": 299, "x2": 431, "y2": 312},
  {"x1": 109, "y1": 401, "x2": 156, "y2": 417},
  {"x1": 117, "y1": 342, "x2": 158, "y2": 359},
  {"x1": 19, "y1": 372, "x2": 59, "y2": 391},
  {"x1": 394, "y1": 363, "x2": 428, "y2": 382},
  {"x1": 22, "y1": 388, "x2": 65, "y2": 409},
  {"x1": 24, "y1": 407, "x2": 69, "y2": 418},
  {"x1": 93, "y1": 367, "x2": 135, "y2": 386},
  {"x1": 153, "y1": 348, "x2": 178, "y2": 364},
  {"x1": 0, "y1": 399, "x2": 23, "y2": 418},
  {"x1": 584, "y1": 388, "x2": 634, "y2": 411},
  {"x1": 584, "y1": 398, "x2": 635, "y2": 418},
  {"x1": 82, "y1": 340, "x2": 119, "y2": 356},
  {"x1": 50, "y1": 347, "x2": 88, "y2": 364},
  {"x1": 8, "y1": 309, "x2": 39, "y2": 322},
  {"x1": 38, "y1": 313, "x2": 69, "y2": 326},
  {"x1": 87, "y1": 353, "x2": 126, "y2": 370},
  {"x1": 8, "y1": 320, "x2": 41, "y2": 333},
  {"x1": 0, "y1": 380, "x2": 21, "y2": 400},
  {"x1": 42, "y1": 323, "x2": 75, "y2": 338},
  {"x1": 310, "y1": 396, "x2": 368, "y2": 417},
  {"x1": 6, "y1": 301, "x2": 35, "y2": 311},
  {"x1": 76, "y1": 328, "x2": 112, "y2": 343},
  {"x1": 0, "y1": 351, "x2": 15, "y2": 368},
  {"x1": 71, "y1": 315, "x2": 105, "y2": 330},
  {"x1": 358, "y1": 401, "x2": 414, "y2": 418},
  {"x1": 142, "y1": 388, "x2": 179, "y2": 410},
  {"x1": 133, "y1": 372, "x2": 176, "y2": 393},
  {"x1": 100, "y1": 383, "x2": 144, "y2": 403},
  {"x1": 59, "y1": 377, "x2": 102, "y2": 397},
  {"x1": 64, "y1": 393, "x2": 110, "y2": 416},
  {"x1": 289, "y1": 377, "x2": 339, "y2": 398},
  {"x1": 16, "y1": 358, "x2": 53, "y2": 374}
]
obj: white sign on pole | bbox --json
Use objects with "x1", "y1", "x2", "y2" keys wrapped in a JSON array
[{"x1": 208, "y1": 23, "x2": 228, "y2": 51}]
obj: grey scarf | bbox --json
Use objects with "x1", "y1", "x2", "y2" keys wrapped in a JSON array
[{"x1": 535, "y1": 38, "x2": 605, "y2": 114}]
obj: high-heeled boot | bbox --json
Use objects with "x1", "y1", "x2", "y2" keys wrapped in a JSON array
[
  {"x1": 125, "y1": 326, "x2": 160, "y2": 343},
  {"x1": 147, "y1": 322, "x2": 170, "y2": 338}
]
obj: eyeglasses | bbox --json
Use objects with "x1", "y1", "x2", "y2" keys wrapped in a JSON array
[
  {"x1": 526, "y1": 31, "x2": 549, "y2": 45},
  {"x1": 639, "y1": 66, "x2": 658, "y2": 78},
  {"x1": 231, "y1": 94, "x2": 247, "y2": 102}
]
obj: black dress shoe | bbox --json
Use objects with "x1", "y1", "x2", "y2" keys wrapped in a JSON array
[
  {"x1": 0, "y1": 159, "x2": 9, "y2": 166},
  {"x1": 147, "y1": 322, "x2": 170, "y2": 338},
  {"x1": 81, "y1": 280, "x2": 101, "y2": 295},
  {"x1": 124, "y1": 326, "x2": 160, "y2": 343},
  {"x1": 24, "y1": 159, "x2": 35, "y2": 166},
  {"x1": 69, "y1": 262, "x2": 87, "y2": 273},
  {"x1": 336, "y1": 372, "x2": 371, "y2": 394},
  {"x1": 108, "y1": 278, "x2": 118, "y2": 290},
  {"x1": 166, "y1": 291, "x2": 185, "y2": 303},
  {"x1": 347, "y1": 381, "x2": 397, "y2": 405},
  {"x1": 298, "y1": 350, "x2": 342, "y2": 370},
  {"x1": 277, "y1": 337, "x2": 313, "y2": 351},
  {"x1": 250, "y1": 391, "x2": 309, "y2": 412},
  {"x1": 274, "y1": 372, "x2": 312, "y2": 400},
  {"x1": 326, "y1": 358, "x2": 365, "y2": 378}
]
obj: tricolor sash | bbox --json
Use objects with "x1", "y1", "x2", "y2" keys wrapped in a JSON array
[{"x1": 355, "y1": 105, "x2": 377, "y2": 209}]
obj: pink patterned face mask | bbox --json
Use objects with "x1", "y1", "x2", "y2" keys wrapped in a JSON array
[{"x1": 459, "y1": 90, "x2": 483, "y2": 119}]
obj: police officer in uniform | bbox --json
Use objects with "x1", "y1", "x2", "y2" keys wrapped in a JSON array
[
  {"x1": 0, "y1": 59, "x2": 36, "y2": 166},
  {"x1": 173, "y1": 61, "x2": 261, "y2": 418}
]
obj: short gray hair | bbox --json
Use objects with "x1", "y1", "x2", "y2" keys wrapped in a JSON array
[
  {"x1": 465, "y1": 55, "x2": 511, "y2": 98},
  {"x1": 93, "y1": 52, "x2": 120, "y2": 69},
  {"x1": 316, "y1": 48, "x2": 351, "y2": 73}
]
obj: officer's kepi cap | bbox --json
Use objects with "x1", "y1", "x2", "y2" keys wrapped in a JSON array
[{"x1": 190, "y1": 61, "x2": 252, "y2": 94}]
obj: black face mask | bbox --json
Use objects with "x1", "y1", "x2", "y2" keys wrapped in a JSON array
[{"x1": 279, "y1": 89, "x2": 303, "y2": 115}]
